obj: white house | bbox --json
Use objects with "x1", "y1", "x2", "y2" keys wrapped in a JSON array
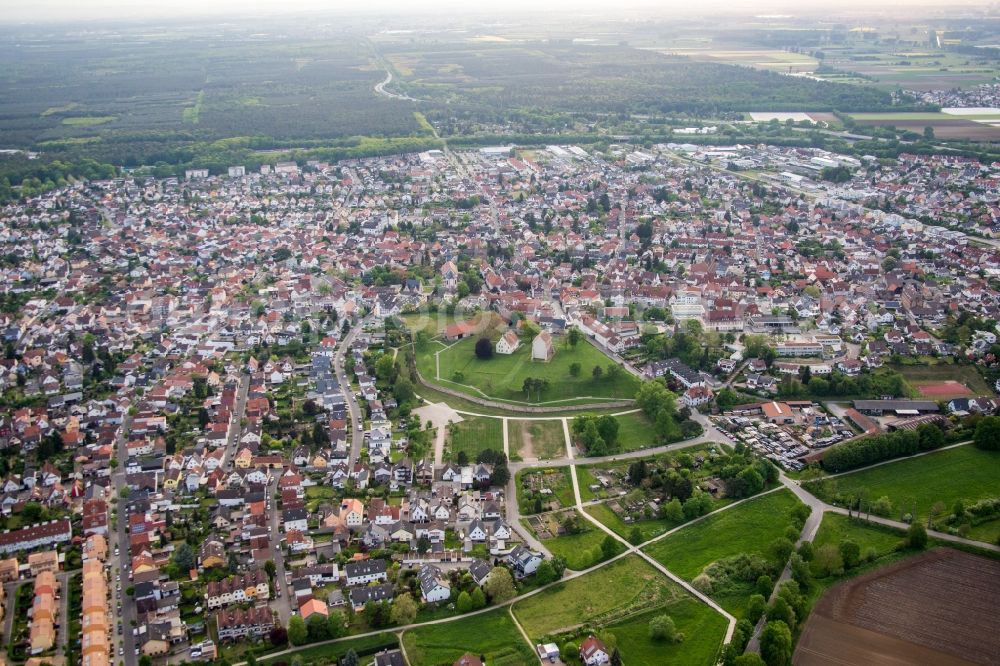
[
  {"x1": 531, "y1": 331, "x2": 554, "y2": 361},
  {"x1": 496, "y1": 331, "x2": 520, "y2": 355},
  {"x1": 417, "y1": 564, "x2": 451, "y2": 603}
]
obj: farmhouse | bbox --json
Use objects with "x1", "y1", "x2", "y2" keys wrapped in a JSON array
[
  {"x1": 580, "y1": 635, "x2": 611, "y2": 665},
  {"x1": 496, "y1": 331, "x2": 520, "y2": 355}
]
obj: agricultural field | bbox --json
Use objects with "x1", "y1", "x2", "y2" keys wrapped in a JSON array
[
  {"x1": 848, "y1": 113, "x2": 1000, "y2": 141},
  {"x1": 508, "y1": 419, "x2": 566, "y2": 461},
  {"x1": 401, "y1": 608, "x2": 535, "y2": 666},
  {"x1": 418, "y1": 334, "x2": 640, "y2": 405},
  {"x1": 670, "y1": 47, "x2": 819, "y2": 74},
  {"x1": 642, "y1": 489, "x2": 808, "y2": 617},
  {"x1": 794, "y1": 549, "x2": 1000, "y2": 666},
  {"x1": 817, "y1": 46, "x2": 1000, "y2": 91},
  {"x1": 445, "y1": 416, "x2": 504, "y2": 461},
  {"x1": 804, "y1": 445, "x2": 1000, "y2": 543}
]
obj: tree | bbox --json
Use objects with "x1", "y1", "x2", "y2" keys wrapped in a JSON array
[
  {"x1": 340, "y1": 650, "x2": 359, "y2": 666},
  {"x1": 610, "y1": 647, "x2": 623, "y2": 666},
  {"x1": 307, "y1": 613, "x2": 331, "y2": 641},
  {"x1": 648, "y1": 614, "x2": 683, "y2": 643},
  {"x1": 747, "y1": 594, "x2": 767, "y2": 624},
  {"x1": 592, "y1": 365, "x2": 603, "y2": 380},
  {"x1": 766, "y1": 597, "x2": 796, "y2": 632},
  {"x1": 601, "y1": 535, "x2": 619, "y2": 560},
  {"x1": 628, "y1": 526, "x2": 643, "y2": 545},
  {"x1": 287, "y1": 615, "x2": 307, "y2": 645},
  {"x1": 268, "y1": 626, "x2": 288, "y2": 647},
  {"x1": 172, "y1": 542, "x2": 195, "y2": 573},
  {"x1": 327, "y1": 611, "x2": 346, "y2": 638},
  {"x1": 474, "y1": 337, "x2": 493, "y2": 360},
  {"x1": 716, "y1": 388, "x2": 739, "y2": 410},
  {"x1": 470, "y1": 586, "x2": 486, "y2": 609},
  {"x1": 974, "y1": 416, "x2": 1000, "y2": 451},
  {"x1": 568, "y1": 327, "x2": 582, "y2": 347},
  {"x1": 760, "y1": 621, "x2": 793, "y2": 666},
  {"x1": 839, "y1": 540, "x2": 860, "y2": 569},
  {"x1": 264, "y1": 560, "x2": 276, "y2": 580},
  {"x1": 569, "y1": 362, "x2": 581, "y2": 377},
  {"x1": 139, "y1": 657, "x2": 153, "y2": 666},
  {"x1": 390, "y1": 593, "x2": 418, "y2": 625},
  {"x1": 416, "y1": 535, "x2": 431, "y2": 554},
  {"x1": 456, "y1": 590, "x2": 473, "y2": 613},
  {"x1": 813, "y1": 544, "x2": 844, "y2": 577},
  {"x1": 906, "y1": 522, "x2": 928, "y2": 549},
  {"x1": 733, "y1": 655, "x2": 767, "y2": 666}
]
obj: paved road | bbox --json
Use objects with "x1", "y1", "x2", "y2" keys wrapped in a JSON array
[
  {"x1": 334, "y1": 320, "x2": 365, "y2": 468},
  {"x1": 267, "y1": 477, "x2": 292, "y2": 627},
  {"x1": 111, "y1": 414, "x2": 137, "y2": 666},
  {"x1": 1, "y1": 580, "x2": 18, "y2": 646},
  {"x1": 373, "y1": 70, "x2": 419, "y2": 102},
  {"x1": 222, "y1": 373, "x2": 251, "y2": 470}
]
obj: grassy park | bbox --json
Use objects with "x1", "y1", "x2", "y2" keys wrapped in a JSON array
[
  {"x1": 614, "y1": 410, "x2": 659, "y2": 452},
  {"x1": 512, "y1": 555, "x2": 727, "y2": 663},
  {"x1": 401, "y1": 608, "x2": 535, "y2": 666},
  {"x1": 416, "y1": 334, "x2": 640, "y2": 404},
  {"x1": 804, "y1": 445, "x2": 1000, "y2": 542},
  {"x1": 643, "y1": 489, "x2": 808, "y2": 617}
]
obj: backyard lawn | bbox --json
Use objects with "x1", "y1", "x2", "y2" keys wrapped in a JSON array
[
  {"x1": 446, "y1": 416, "x2": 504, "y2": 460},
  {"x1": 508, "y1": 419, "x2": 566, "y2": 460},
  {"x1": 416, "y1": 335, "x2": 640, "y2": 404},
  {"x1": 804, "y1": 445, "x2": 1000, "y2": 543},
  {"x1": 401, "y1": 608, "x2": 535, "y2": 666}
]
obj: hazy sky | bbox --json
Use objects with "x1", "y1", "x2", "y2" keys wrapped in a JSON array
[{"x1": 2, "y1": 0, "x2": 992, "y2": 24}]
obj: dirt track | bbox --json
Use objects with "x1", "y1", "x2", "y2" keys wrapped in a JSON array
[{"x1": 795, "y1": 548, "x2": 1000, "y2": 666}]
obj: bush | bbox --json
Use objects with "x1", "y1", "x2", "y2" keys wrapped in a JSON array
[
  {"x1": 973, "y1": 416, "x2": 1000, "y2": 451},
  {"x1": 906, "y1": 522, "x2": 928, "y2": 550},
  {"x1": 648, "y1": 614, "x2": 684, "y2": 643}
]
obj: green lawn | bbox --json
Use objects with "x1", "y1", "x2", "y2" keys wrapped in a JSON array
[
  {"x1": 614, "y1": 410, "x2": 658, "y2": 452},
  {"x1": 417, "y1": 335, "x2": 640, "y2": 404},
  {"x1": 508, "y1": 419, "x2": 566, "y2": 460},
  {"x1": 811, "y1": 513, "x2": 905, "y2": 568},
  {"x1": 643, "y1": 489, "x2": 807, "y2": 617},
  {"x1": 513, "y1": 556, "x2": 713, "y2": 641},
  {"x1": 605, "y1": 601, "x2": 727, "y2": 666},
  {"x1": 536, "y1": 511, "x2": 623, "y2": 570},
  {"x1": 447, "y1": 416, "x2": 504, "y2": 460},
  {"x1": 259, "y1": 632, "x2": 398, "y2": 664},
  {"x1": 61, "y1": 115, "x2": 115, "y2": 126},
  {"x1": 414, "y1": 382, "x2": 626, "y2": 419},
  {"x1": 804, "y1": 445, "x2": 1000, "y2": 543},
  {"x1": 401, "y1": 608, "x2": 535, "y2": 666},
  {"x1": 585, "y1": 501, "x2": 685, "y2": 544}
]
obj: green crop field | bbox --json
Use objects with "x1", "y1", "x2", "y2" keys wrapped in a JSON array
[
  {"x1": 417, "y1": 335, "x2": 640, "y2": 404},
  {"x1": 804, "y1": 445, "x2": 1000, "y2": 543},
  {"x1": 446, "y1": 416, "x2": 503, "y2": 460},
  {"x1": 401, "y1": 608, "x2": 535, "y2": 666},
  {"x1": 508, "y1": 419, "x2": 566, "y2": 460},
  {"x1": 643, "y1": 489, "x2": 807, "y2": 617}
]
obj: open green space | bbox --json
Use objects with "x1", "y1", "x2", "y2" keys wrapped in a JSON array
[
  {"x1": 533, "y1": 510, "x2": 625, "y2": 570},
  {"x1": 513, "y1": 555, "x2": 726, "y2": 664},
  {"x1": 416, "y1": 334, "x2": 640, "y2": 405},
  {"x1": 508, "y1": 419, "x2": 566, "y2": 460},
  {"x1": 517, "y1": 468, "x2": 575, "y2": 513},
  {"x1": 614, "y1": 410, "x2": 658, "y2": 452},
  {"x1": 804, "y1": 445, "x2": 1000, "y2": 543},
  {"x1": 643, "y1": 489, "x2": 807, "y2": 617},
  {"x1": 446, "y1": 416, "x2": 503, "y2": 460},
  {"x1": 259, "y1": 633, "x2": 398, "y2": 665},
  {"x1": 402, "y1": 608, "x2": 535, "y2": 666},
  {"x1": 61, "y1": 115, "x2": 116, "y2": 126},
  {"x1": 605, "y1": 601, "x2": 728, "y2": 666},
  {"x1": 586, "y1": 501, "x2": 685, "y2": 544}
]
